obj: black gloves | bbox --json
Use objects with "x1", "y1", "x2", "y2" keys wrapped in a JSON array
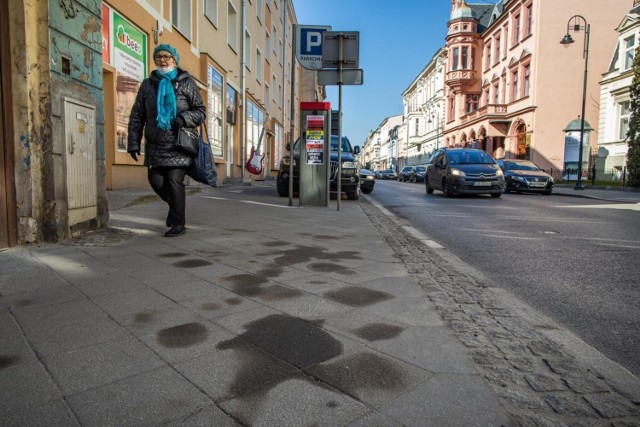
[
  {"x1": 172, "y1": 116, "x2": 186, "y2": 130},
  {"x1": 129, "y1": 150, "x2": 140, "y2": 162}
]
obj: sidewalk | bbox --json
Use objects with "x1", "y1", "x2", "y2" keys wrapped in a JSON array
[{"x1": 1, "y1": 181, "x2": 639, "y2": 426}]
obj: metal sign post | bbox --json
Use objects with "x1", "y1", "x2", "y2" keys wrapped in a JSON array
[{"x1": 322, "y1": 31, "x2": 361, "y2": 211}]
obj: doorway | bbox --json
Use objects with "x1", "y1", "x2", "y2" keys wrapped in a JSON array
[{"x1": 0, "y1": 1, "x2": 17, "y2": 248}]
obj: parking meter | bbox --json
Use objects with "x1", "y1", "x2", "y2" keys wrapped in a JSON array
[{"x1": 299, "y1": 102, "x2": 331, "y2": 206}]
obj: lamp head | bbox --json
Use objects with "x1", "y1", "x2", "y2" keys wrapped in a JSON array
[{"x1": 560, "y1": 33, "x2": 575, "y2": 45}]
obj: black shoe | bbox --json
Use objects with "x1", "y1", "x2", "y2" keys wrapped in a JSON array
[{"x1": 165, "y1": 225, "x2": 186, "y2": 237}]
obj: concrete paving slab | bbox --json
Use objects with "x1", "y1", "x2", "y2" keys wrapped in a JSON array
[
  {"x1": 320, "y1": 309, "x2": 412, "y2": 345},
  {"x1": 212, "y1": 306, "x2": 284, "y2": 335},
  {"x1": 162, "y1": 404, "x2": 241, "y2": 426},
  {"x1": 43, "y1": 335, "x2": 164, "y2": 395},
  {"x1": 3, "y1": 285, "x2": 84, "y2": 310},
  {"x1": 179, "y1": 290, "x2": 263, "y2": 320},
  {"x1": 175, "y1": 340, "x2": 300, "y2": 401},
  {"x1": 361, "y1": 275, "x2": 427, "y2": 298},
  {"x1": 346, "y1": 410, "x2": 405, "y2": 427},
  {"x1": 378, "y1": 374, "x2": 510, "y2": 427},
  {"x1": 117, "y1": 303, "x2": 212, "y2": 336},
  {"x1": 0, "y1": 361, "x2": 61, "y2": 413},
  {"x1": 0, "y1": 311, "x2": 21, "y2": 340},
  {"x1": 0, "y1": 398, "x2": 78, "y2": 426},
  {"x1": 363, "y1": 296, "x2": 445, "y2": 327},
  {"x1": 306, "y1": 350, "x2": 434, "y2": 408},
  {"x1": 277, "y1": 274, "x2": 353, "y2": 294},
  {"x1": 367, "y1": 326, "x2": 480, "y2": 374},
  {"x1": 219, "y1": 377, "x2": 369, "y2": 427},
  {"x1": 27, "y1": 315, "x2": 129, "y2": 358},
  {"x1": 0, "y1": 335, "x2": 39, "y2": 367},
  {"x1": 67, "y1": 367, "x2": 212, "y2": 426},
  {"x1": 139, "y1": 319, "x2": 236, "y2": 364},
  {"x1": 11, "y1": 298, "x2": 106, "y2": 334},
  {"x1": 266, "y1": 293, "x2": 353, "y2": 320},
  {"x1": 91, "y1": 287, "x2": 177, "y2": 318}
]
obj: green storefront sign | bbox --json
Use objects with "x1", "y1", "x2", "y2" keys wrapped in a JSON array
[{"x1": 112, "y1": 11, "x2": 147, "y2": 81}]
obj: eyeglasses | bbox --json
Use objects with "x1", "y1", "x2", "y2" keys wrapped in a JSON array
[{"x1": 154, "y1": 55, "x2": 173, "y2": 62}]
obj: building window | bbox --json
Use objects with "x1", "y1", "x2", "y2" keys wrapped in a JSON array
[
  {"x1": 204, "y1": 0, "x2": 217, "y2": 26},
  {"x1": 265, "y1": 32, "x2": 271, "y2": 62},
  {"x1": 525, "y1": 4, "x2": 533, "y2": 36},
  {"x1": 484, "y1": 86, "x2": 490, "y2": 105},
  {"x1": 245, "y1": 31, "x2": 251, "y2": 69},
  {"x1": 462, "y1": 46, "x2": 469, "y2": 69},
  {"x1": 486, "y1": 42, "x2": 492, "y2": 68},
  {"x1": 273, "y1": 25, "x2": 278, "y2": 58},
  {"x1": 448, "y1": 97, "x2": 455, "y2": 120},
  {"x1": 494, "y1": 83, "x2": 500, "y2": 104},
  {"x1": 471, "y1": 47, "x2": 475, "y2": 70},
  {"x1": 172, "y1": 0, "x2": 192, "y2": 40},
  {"x1": 466, "y1": 94, "x2": 479, "y2": 113},
  {"x1": 513, "y1": 13, "x2": 521, "y2": 45},
  {"x1": 256, "y1": 0, "x2": 263, "y2": 24},
  {"x1": 272, "y1": 75, "x2": 277, "y2": 103},
  {"x1": 256, "y1": 48, "x2": 262, "y2": 83},
  {"x1": 264, "y1": 84, "x2": 270, "y2": 113},
  {"x1": 495, "y1": 34, "x2": 501, "y2": 63},
  {"x1": 523, "y1": 64, "x2": 530, "y2": 97},
  {"x1": 228, "y1": 2, "x2": 238, "y2": 51},
  {"x1": 452, "y1": 47, "x2": 460, "y2": 70},
  {"x1": 620, "y1": 101, "x2": 631, "y2": 140},
  {"x1": 415, "y1": 118, "x2": 420, "y2": 136},
  {"x1": 207, "y1": 65, "x2": 224, "y2": 157},
  {"x1": 624, "y1": 35, "x2": 636, "y2": 70},
  {"x1": 512, "y1": 69, "x2": 519, "y2": 101}
]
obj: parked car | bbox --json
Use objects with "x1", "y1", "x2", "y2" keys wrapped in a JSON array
[
  {"x1": 409, "y1": 165, "x2": 427, "y2": 183},
  {"x1": 374, "y1": 170, "x2": 384, "y2": 179},
  {"x1": 398, "y1": 166, "x2": 414, "y2": 182},
  {"x1": 496, "y1": 159, "x2": 554, "y2": 195},
  {"x1": 425, "y1": 148, "x2": 505, "y2": 197},
  {"x1": 276, "y1": 135, "x2": 361, "y2": 200},
  {"x1": 360, "y1": 168, "x2": 376, "y2": 194},
  {"x1": 382, "y1": 169, "x2": 397, "y2": 180}
]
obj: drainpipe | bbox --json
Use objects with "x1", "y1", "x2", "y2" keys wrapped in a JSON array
[{"x1": 240, "y1": 0, "x2": 247, "y2": 182}]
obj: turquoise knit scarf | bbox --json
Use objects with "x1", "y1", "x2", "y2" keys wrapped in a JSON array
[{"x1": 154, "y1": 68, "x2": 178, "y2": 130}]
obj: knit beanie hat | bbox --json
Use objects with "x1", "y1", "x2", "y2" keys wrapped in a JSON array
[{"x1": 153, "y1": 44, "x2": 180, "y2": 65}]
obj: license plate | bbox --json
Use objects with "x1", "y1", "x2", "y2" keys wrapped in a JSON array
[
  {"x1": 473, "y1": 181, "x2": 492, "y2": 187},
  {"x1": 529, "y1": 182, "x2": 545, "y2": 187}
]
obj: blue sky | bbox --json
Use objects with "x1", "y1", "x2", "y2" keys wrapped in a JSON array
[{"x1": 293, "y1": 0, "x2": 497, "y2": 146}]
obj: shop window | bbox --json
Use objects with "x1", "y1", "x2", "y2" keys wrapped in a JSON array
[
  {"x1": 172, "y1": 0, "x2": 191, "y2": 40},
  {"x1": 208, "y1": 65, "x2": 224, "y2": 157}
]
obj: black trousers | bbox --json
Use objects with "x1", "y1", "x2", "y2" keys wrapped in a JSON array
[{"x1": 148, "y1": 167, "x2": 187, "y2": 227}]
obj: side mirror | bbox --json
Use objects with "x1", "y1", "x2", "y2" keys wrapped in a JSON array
[{"x1": 353, "y1": 146, "x2": 361, "y2": 155}]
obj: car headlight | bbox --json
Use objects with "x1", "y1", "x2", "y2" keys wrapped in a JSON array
[
  {"x1": 342, "y1": 162, "x2": 357, "y2": 168},
  {"x1": 549, "y1": 176, "x2": 555, "y2": 183},
  {"x1": 450, "y1": 168, "x2": 465, "y2": 177},
  {"x1": 496, "y1": 168, "x2": 504, "y2": 177},
  {"x1": 366, "y1": 175, "x2": 375, "y2": 180},
  {"x1": 511, "y1": 175, "x2": 526, "y2": 182}
]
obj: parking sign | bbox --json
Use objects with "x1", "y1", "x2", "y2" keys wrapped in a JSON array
[{"x1": 295, "y1": 25, "x2": 331, "y2": 69}]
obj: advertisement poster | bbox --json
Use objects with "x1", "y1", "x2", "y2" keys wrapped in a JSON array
[
  {"x1": 113, "y1": 12, "x2": 147, "y2": 81},
  {"x1": 107, "y1": 11, "x2": 147, "y2": 153},
  {"x1": 306, "y1": 115, "x2": 325, "y2": 165}
]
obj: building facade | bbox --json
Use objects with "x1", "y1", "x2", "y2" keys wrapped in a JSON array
[
  {"x1": 402, "y1": 48, "x2": 446, "y2": 166},
  {"x1": 597, "y1": 0, "x2": 640, "y2": 175},
  {"x1": 442, "y1": 0, "x2": 629, "y2": 176},
  {"x1": 0, "y1": 0, "x2": 317, "y2": 247}
]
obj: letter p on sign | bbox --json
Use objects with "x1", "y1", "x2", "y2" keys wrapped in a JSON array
[{"x1": 301, "y1": 29, "x2": 323, "y2": 55}]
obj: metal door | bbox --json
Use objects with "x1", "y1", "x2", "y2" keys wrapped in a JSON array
[{"x1": 64, "y1": 98, "x2": 97, "y2": 226}]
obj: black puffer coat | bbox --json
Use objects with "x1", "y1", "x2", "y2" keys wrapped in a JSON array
[{"x1": 127, "y1": 68, "x2": 206, "y2": 168}]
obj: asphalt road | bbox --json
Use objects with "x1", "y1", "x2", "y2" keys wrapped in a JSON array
[{"x1": 368, "y1": 179, "x2": 640, "y2": 376}]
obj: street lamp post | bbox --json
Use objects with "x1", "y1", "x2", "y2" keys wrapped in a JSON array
[
  {"x1": 560, "y1": 15, "x2": 590, "y2": 190},
  {"x1": 428, "y1": 111, "x2": 441, "y2": 152}
]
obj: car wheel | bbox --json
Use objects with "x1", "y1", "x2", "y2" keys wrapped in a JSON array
[
  {"x1": 542, "y1": 190, "x2": 552, "y2": 195},
  {"x1": 361, "y1": 187, "x2": 373, "y2": 194},
  {"x1": 491, "y1": 192, "x2": 502, "y2": 198},
  {"x1": 346, "y1": 188, "x2": 360, "y2": 200},
  {"x1": 425, "y1": 179, "x2": 434, "y2": 194},
  {"x1": 276, "y1": 178, "x2": 289, "y2": 197},
  {"x1": 442, "y1": 178, "x2": 453, "y2": 197}
]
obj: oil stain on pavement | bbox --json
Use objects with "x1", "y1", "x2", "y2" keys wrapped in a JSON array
[
  {"x1": 157, "y1": 322, "x2": 208, "y2": 348},
  {"x1": 323, "y1": 286, "x2": 394, "y2": 307},
  {"x1": 353, "y1": 323, "x2": 405, "y2": 341}
]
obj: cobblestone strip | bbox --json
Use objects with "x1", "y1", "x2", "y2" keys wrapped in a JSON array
[{"x1": 361, "y1": 199, "x2": 640, "y2": 426}]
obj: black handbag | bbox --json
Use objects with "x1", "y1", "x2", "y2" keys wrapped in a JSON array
[
  {"x1": 176, "y1": 127, "x2": 199, "y2": 156},
  {"x1": 187, "y1": 124, "x2": 217, "y2": 187}
]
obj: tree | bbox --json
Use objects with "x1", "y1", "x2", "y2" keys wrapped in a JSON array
[{"x1": 627, "y1": 46, "x2": 640, "y2": 187}]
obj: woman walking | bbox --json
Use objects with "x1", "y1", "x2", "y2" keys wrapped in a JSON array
[{"x1": 127, "y1": 44, "x2": 206, "y2": 237}]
